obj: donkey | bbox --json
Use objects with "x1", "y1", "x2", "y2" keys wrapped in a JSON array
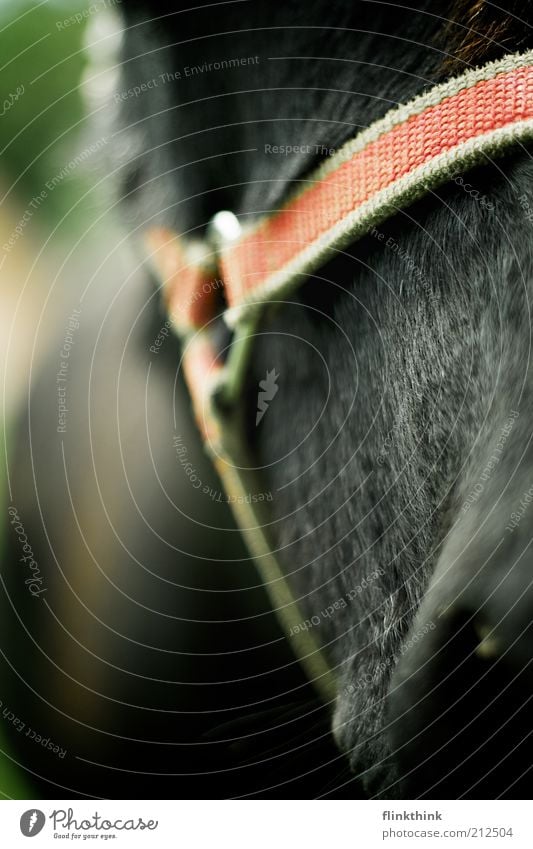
[{"x1": 2, "y1": 0, "x2": 533, "y2": 799}]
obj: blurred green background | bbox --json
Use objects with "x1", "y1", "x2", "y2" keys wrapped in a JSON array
[
  {"x1": 0, "y1": 0, "x2": 106, "y2": 798},
  {"x1": 2, "y1": 0, "x2": 94, "y2": 227}
]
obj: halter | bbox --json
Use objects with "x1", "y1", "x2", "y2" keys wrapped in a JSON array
[{"x1": 145, "y1": 52, "x2": 533, "y2": 704}]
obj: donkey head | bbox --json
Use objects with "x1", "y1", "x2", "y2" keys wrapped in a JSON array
[{"x1": 120, "y1": 0, "x2": 533, "y2": 797}]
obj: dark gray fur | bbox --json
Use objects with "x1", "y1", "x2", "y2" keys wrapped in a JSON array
[
  {"x1": 116, "y1": 1, "x2": 533, "y2": 796},
  {"x1": 3, "y1": 0, "x2": 532, "y2": 799}
]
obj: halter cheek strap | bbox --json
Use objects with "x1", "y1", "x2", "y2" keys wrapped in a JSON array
[{"x1": 144, "y1": 51, "x2": 533, "y2": 704}]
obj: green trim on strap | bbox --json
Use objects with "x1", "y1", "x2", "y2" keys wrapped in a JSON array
[{"x1": 207, "y1": 354, "x2": 338, "y2": 704}]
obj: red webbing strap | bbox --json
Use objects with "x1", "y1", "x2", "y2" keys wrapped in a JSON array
[
  {"x1": 147, "y1": 52, "x2": 533, "y2": 335},
  {"x1": 145, "y1": 229, "x2": 218, "y2": 335},
  {"x1": 219, "y1": 56, "x2": 533, "y2": 323}
]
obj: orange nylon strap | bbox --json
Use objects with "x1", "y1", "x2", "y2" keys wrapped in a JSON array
[
  {"x1": 144, "y1": 51, "x2": 533, "y2": 704},
  {"x1": 220, "y1": 58, "x2": 533, "y2": 323},
  {"x1": 148, "y1": 51, "x2": 533, "y2": 335}
]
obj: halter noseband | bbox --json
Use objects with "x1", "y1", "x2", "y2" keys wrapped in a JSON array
[{"x1": 145, "y1": 52, "x2": 533, "y2": 704}]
